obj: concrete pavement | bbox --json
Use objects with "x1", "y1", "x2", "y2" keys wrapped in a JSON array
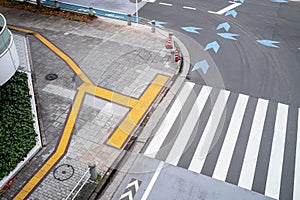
[{"x1": 0, "y1": 7, "x2": 188, "y2": 199}]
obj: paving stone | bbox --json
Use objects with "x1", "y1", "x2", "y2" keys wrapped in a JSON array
[{"x1": 0, "y1": 8, "x2": 178, "y2": 200}]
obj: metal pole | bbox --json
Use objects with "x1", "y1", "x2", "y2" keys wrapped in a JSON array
[
  {"x1": 89, "y1": 161, "x2": 97, "y2": 181},
  {"x1": 136, "y1": 0, "x2": 138, "y2": 23},
  {"x1": 151, "y1": 20, "x2": 156, "y2": 33},
  {"x1": 127, "y1": 14, "x2": 132, "y2": 26}
]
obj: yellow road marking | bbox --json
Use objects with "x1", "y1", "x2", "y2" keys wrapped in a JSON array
[
  {"x1": 11, "y1": 25, "x2": 171, "y2": 198},
  {"x1": 13, "y1": 89, "x2": 85, "y2": 200},
  {"x1": 8, "y1": 25, "x2": 35, "y2": 34},
  {"x1": 82, "y1": 83, "x2": 139, "y2": 108},
  {"x1": 8, "y1": 25, "x2": 92, "y2": 85},
  {"x1": 106, "y1": 74, "x2": 169, "y2": 148}
]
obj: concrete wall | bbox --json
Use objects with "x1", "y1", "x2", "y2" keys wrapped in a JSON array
[{"x1": 0, "y1": 14, "x2": 19, "y2": 86}]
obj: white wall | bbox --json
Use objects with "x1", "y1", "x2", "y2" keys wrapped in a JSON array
[{"x1": 0, "y1": 37, "x2": 20, "y2": 86}]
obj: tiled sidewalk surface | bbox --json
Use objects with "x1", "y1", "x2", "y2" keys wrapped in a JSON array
[{"x1": 0, "y1": 7, "x2": 179, "y2": 200}]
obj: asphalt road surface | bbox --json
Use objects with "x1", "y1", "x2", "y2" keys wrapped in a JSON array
[{"x1": 138, "y1": 0, "x2": 300, "y2": 107}]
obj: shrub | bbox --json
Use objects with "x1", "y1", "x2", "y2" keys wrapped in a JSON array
[{"x1": 0, "y1": 71, "x2": 37, "y2": 180}]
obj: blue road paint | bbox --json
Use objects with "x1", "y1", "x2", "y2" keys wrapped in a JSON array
[
  {"x1": 298, "y1": 48, "x2": 300, "y2": 50},
  {"x1": 234, "y1": 0, "x2": 245, "y2": 3},
  {"x1": 271, "y1": 0, "x2": 288, "y2": 3},
  {"x1": 216, "y1": 22, "x2": 231, "y2": 32},
  {"x1": 192, "y1": 60, "x2": 210, "y2": 74},
  {"x1": 41, "y1": 0, "x2": 140, "y2": 22},
  {"x1": 204, "y1": 41, "x2": 220, "y2": 53},
  {"x1": 181, "y1": 26, "x2": 202, "y2": 34},
  {"x1": 225, "y1": 10, "x2": 237, "y2": 18},
  {"x1": 257, "y1": 40, "x2": 280, "y2": 48},
  {"x1": 217, "y1": 33, "x2": 239, "y2": 40},
  {"x1": 148, "y1": 21, "x2": 168, "y2": 29}
]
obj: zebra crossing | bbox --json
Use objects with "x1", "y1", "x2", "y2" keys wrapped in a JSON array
[{"x1": 143, "y1": 81, "x2": 300, "y2": 200}]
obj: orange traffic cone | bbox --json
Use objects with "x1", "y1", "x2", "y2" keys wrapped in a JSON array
[
  {"x1": 175, "y1": 49, "x2": 180, "y2": 62},
  {"x1": 166, "y1": 37, "x2": 173, "y2": 49}
]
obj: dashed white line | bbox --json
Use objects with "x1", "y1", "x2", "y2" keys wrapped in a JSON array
[
  {"x1": 159, "y1": 2, "x2": 173, "y2": 6},
  {"x1": 183, "y1": 6, "x2": 197, "y2": 10}
]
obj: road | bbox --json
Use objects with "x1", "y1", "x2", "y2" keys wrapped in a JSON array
[
  {"x1": 139, "y1": 0, "x2": 300, "y2": 107},
  {"x1": 111, "y1": 0, "x2": 300, "y2": 200}
]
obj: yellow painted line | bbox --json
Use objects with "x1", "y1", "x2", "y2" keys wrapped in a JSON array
[
  {"x1": 34, "y1": 33, "x2": 92, "y2": 85},
  {"x1": 13, "y1": 89, "x2": 85, "y2": 200},
  {"x1": 8, "y1": 25, "x2": 36, "y2": 34},
  {"x1": 106, "y1": 74, "x2": 169, "y2": 148},
  {"x1": 8, "y1": 25, "x2": 92, "y2": 85},
  {"x1": 82, "y1": 83, "x2": 139, "y2": 108}
]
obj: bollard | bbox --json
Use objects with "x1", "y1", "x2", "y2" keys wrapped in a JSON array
[
  {"x1": 54, "y1": 0, "x2": 59, "y2": 8},
  {"x1": 127, "y1": 14, "x2": 132, "y2": 26},
  {"x1": 89, "y1": 6, "x2": 95, "y2": 16},
  {"x1": 151, "y1": 20, "x2": 156, "y2": 33},
  {"x1": 89, "y1": 161, "x2": 97, "y2": 181},
  {"x1": 171, "y1": 50, "x2": 175, "y2": 62},
  {"x1": 169, "y1": 32, "x2": 174, "y2": 50}
]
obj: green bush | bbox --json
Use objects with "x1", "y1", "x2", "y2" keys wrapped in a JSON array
[{"x1": 0, "y1": 71, "x2": 37, "y2": 180}]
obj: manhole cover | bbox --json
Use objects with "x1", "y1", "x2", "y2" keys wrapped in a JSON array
[
  {"x1": 45, "y1": 73, "x2": 58, "y2": 80},
  {"x1": 53, "y1": 164, "x2": 74, "y2": 181}
]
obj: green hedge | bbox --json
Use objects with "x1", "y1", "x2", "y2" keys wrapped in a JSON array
[{"x1": 0, "y1": 71, "x2": 37, "y2": 180}]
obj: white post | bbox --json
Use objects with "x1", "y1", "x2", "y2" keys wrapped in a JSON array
[{"x1": 136, "y1": 0, "x2": 138, "y2": 23}]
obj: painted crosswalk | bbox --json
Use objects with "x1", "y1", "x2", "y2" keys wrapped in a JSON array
[{"x1": 143, "y1": 81, "x2": 300, "y2": 200}]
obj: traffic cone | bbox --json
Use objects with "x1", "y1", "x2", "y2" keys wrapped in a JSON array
[
  {"x1": 165, "y1": 37, "x2": 173, "y2": 49},
  {"x1": 175, "y1": 49, "x2": 180, "y2": 62}
]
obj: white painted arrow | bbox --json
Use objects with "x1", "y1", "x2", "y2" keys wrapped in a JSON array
[
  {"x1": 120, "y1": 191, "x2": 133, "y2": 200},
  {"x1": 208, "y1": 1, "x2": 241, "y2": 15},
  {"x1": 126, "y1": 179, "x2": 140, "y2": 191}
]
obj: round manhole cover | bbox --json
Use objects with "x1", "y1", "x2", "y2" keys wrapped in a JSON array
[
  {"x1": 53, "y1": 164, "x2": 74, "y2": 181},
  {"x1": 45, "y1": 73, "x2": 58, "y2": 80}
]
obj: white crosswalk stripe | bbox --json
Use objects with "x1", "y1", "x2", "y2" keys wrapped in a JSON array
[
  {"x1": 166, "y1": 85, "x2": 212, "y2": 165},
  {"x1": 188, "y1": 89, "x2": 230, "y2": 173},
  {"x1": 143, "y1": 81, "x2": 299, "y2": 200},
  {"x1": 265, "y1": 103, "x2": 289, "y2": 199},
  {"x1": 213, "y1": 94, "x2": 249, "y2": 181},
  {"x1": 144, "y1": 82, "x2": 194, "y2": 158},
  {"x1": 238, "y1": 99, "x2": 269, "y2": 190}
]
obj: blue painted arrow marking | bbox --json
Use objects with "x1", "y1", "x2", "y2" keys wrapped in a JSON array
[
  {"x1": 148, "y1": 21, "x2": 168, "y2": 29},
  {"x1": 204, "y1": 41, "x2": 220, "y2": 53},
  {"x1": 216, "y1": 22, "x2": 230, "y2": 32},
  {"x1": 192, "y1": 60, "x2": 210, "y2": 74},
  {"x1": 271, "y1": 0, "x2": 288, "y2": 3},
  {"x1": 181, "y1": 26, "x2": 202, "y2": 34},
  {"x1": 217, "y1": 33, "x2": 239, "y2": 40},
  {"x1": 225, "y1": 10, "x2": 237, "y2": 18},
  {"x1": 257, "y1": 40, "x2": 280, "y2": 48},
  {"x1": 234, "y1": 0, "x2": 245, "y2": 3}
]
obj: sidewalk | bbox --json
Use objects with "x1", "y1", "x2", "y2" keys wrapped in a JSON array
[{"x1": 0, "y1": 7, "x2": 188, "y2": 200}]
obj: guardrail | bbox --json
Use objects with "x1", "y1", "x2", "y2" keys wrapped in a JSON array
[
  {"x1": 64, "y1": 168, "x2": 90, "y2": 200},
  {"x1": 26, "y1": 0, "x2": 140, "y2": 22}
]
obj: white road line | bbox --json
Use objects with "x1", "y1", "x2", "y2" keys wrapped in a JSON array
[
  {"x1": 294, "y1": 108, "x2": 300, "y2": 200},
  {"x1": 208, "y1": 2, "x2": 241, "y2": 15},
  {"x1": 183, "y1": 6, "x2": 197, "y2": 10},
  {"x1": 238, "y1": 99, "x2": 269, "y2": 190},
  {"x1": 159, "y1": 2, "x2": 172, "y2": 6},
  {"x1": 188, "y1": 89, "x2": 230, "y2": 173},
  {"x1": 165, "y1": 86, "x2": 212, "y2": 165},
  {"x1": 289, "y1": 0, "x2": 300, "y2": 2},
  {"x1": 212, "y1": 94, "x2": 249, "y2": 181},
  {"x1": 144, "y1": 82, "x2": 194, "y2": 158},
  {"x1": 141, "y1": 161, "x2": 164, "y2": 200},
  {"x1": 265, "y1": 103, "x2": 289, "y2": 199}
]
